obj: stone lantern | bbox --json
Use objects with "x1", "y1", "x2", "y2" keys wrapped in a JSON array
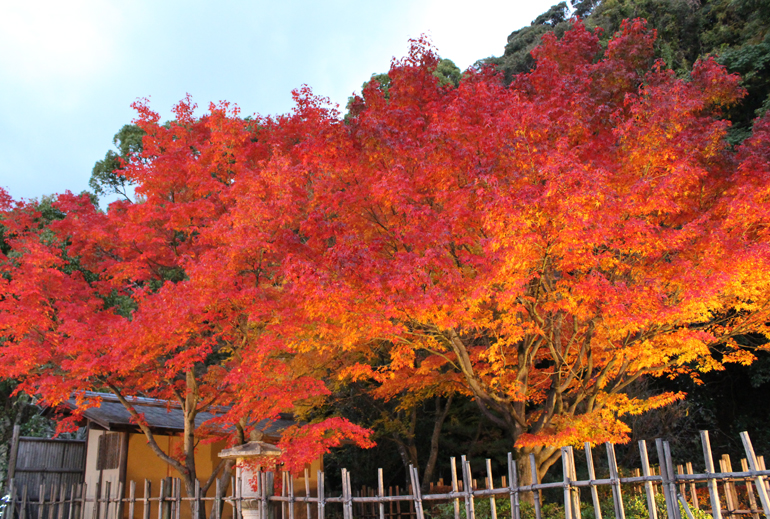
[{"x1": 218, "y1": 441, "x2": 281, "y2": 519}]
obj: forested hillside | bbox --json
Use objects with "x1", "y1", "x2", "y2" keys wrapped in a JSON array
[{"x1": 484, "y1": 0, "x2": 770, "y2": 142}]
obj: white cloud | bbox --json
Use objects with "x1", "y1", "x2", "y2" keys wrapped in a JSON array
[{"x1": 0, "y1": 0, "x2": 122, "y2": 106}]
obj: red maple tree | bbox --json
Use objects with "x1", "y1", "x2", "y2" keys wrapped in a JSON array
[
  {"x1": 252, "y1": 22, "x2": 770, "y2": 484},
  {"x1": 0, "y1": 96, "x2": 371, "y2": 511}
]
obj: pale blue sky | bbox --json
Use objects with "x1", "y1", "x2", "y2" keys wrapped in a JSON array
[{"x1": 0, "y1": 0, "x2": 557, "y2": 206}]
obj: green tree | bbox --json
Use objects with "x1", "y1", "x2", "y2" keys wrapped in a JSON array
[{"x1": 89, "y1": 124, "x2": 145, "y2": 201}]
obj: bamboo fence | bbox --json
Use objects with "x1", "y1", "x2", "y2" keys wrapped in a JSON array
[{"x1": 4, "y1": 431, "x2": 770, "y2": 519}]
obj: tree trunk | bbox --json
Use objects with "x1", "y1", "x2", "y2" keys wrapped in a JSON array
[
  {"x1": 421, "y1": 396, "x2": 452, "y2": 492},
  {"x1": 515, "y1": 446, "x2": 561, "y2": 505}
]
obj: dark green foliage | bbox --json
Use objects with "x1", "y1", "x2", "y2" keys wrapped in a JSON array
[
  {"x1": 434, "y1": 59, "x2": 462, "y2": 87},
  {"x1": 483, "y1": 0, "x2": 770, "y2": 141},
  {"x1": 482, "y1": 3, "x2": 572, "y2": 82},
  {"x1": 89, "y1": 124, "x2": 145, "y2": 200}
]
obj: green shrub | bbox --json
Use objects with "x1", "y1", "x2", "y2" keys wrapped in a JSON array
[{"x1": 425, "y1": 492, "x2": 710, "y2": 519}]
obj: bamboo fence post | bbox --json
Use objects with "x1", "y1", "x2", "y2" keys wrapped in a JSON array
[
  {"x1": 485, "y1": 459, "x2": 497, "y2": 519},
  {"x1": 450, "y1": 458, "x2": 460, "y2": 519},
  {"x1": 758, "y1": 457, "x2": 770, "y2": 494},
  {"x1": 561, "y1": 448, "x2": 574, "y2": 519},
  {"x1": 6, "y1": 478, "x2": 16, "y2": 519},
  {"x1": 317, "y1": 471, "x2": 324, "y2": 519},
  {"x1": 409, "y1": 466, "x2": 425, "y2": 519},
  {"x1": 303, "y1": 469, "x2": 311, "y2": 519},
  {"x1": 740, "y1": 458, "x2": 760, "y2": 519},
  {"x1": 142, "y1": 481, "x2": 150, "y2": 519},
  {"x1": 196, "y1": 479, "x2": 202, "y2": 519},
  {"x1": 663, "y1": 441, "x2": 682, "y2": 519},
  {"x1": 174, "y1": 479, "x2": 181, "y2": 519},
  {"x1": 20, "y1": 484, "x2": 28, "y2": 519},
  {"x1": 461, "y1": 456, "x2": 475, "y2": 519},
  {"x1": 568, "y1": 447, "x2": 580, "y2": 517},
  {"x1": 639, "y1": 441, "x2": 658, "y2": 519},
  {"x1": 676, "y1": 466, "x2": 686, "y2": 505},
  {"x1": 700, "y1": 431, "x2": 724, "y2": 519},
  {"x1": 654, "y1": 440, "x2": 677, "y2": 519},
  {"x1": 506, "y1": 454, "x2": 520, "y2": 519},
  {"x1": 584, "y1": 443, "x2": 603, "y2": 519},
  {"x1": 340, "y1": 469, "x2": 349, "y2": 519},
  {"x1": 157, "y1": 479, "x2": 165, "y2": 519},
  {"x1": 50, "y1": 483, "x2": 60, "y2": 519},
  {"x1": 378, "y1": 469, "x2": 385, "y2": 519},
  {"x1": 258, "y1": 473, "x2": 266, "y2": 519},
  {"x1": 288, "y1": 472, "x2": 295, "y2": 519},
  {"x1": 685, "y1": 463, "x2": 699, "y2": 510},
  {"x1": 281, "y1": 473, "x2": 286, "y2": 519},
  {"x1": 718, "y1": 455, "x2": 737, "y2": 519},
  {"x1": 395, "y1": 486, "x2": 401, "y2": 519},
  {"x1": 215, "y1": 479, "x2": 221, "y2": 519},
  {"x1": 58, "y1": 483, "x2": 67, "y2": 519},
  {"x1": 529, "y1": 455, "x2": 542, "y2": 519},
  {"x1": 235, "y1": 476, "x2": 242, "y2": 519},
  {"x1": 739, "y1": 431, "x2": 770, "y2": 517},
  {"x1": 606, "y1": 443, "x2": 626, "y2": 519},
  {"x1": 79, "y1": 484, "x2": 87, "y2": 519},
  {"x1": 128, "y1": 481, "x2": 135, "y2": 519},
  {"x1": 39, "y1": 483, "x2": 46, "y2": 519}
]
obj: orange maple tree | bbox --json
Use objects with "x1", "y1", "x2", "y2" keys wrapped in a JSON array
[
  {"x1": 247, "y1": 21, "x2": 770, "y2": 483},
  {"x1": 0, "y1": 96, "x2": 371, "y2": 509},
  {"x1": 2, "y1": 17, "x2": 770, "y2": 493}
]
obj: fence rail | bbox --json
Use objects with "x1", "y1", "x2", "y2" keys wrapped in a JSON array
[{"x1": 4, "y1": 431, "x2": 770, "y2": 519}]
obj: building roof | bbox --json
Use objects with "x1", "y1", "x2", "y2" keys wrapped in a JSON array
[{"x1": 63, "y1": 392, "x2": 295, "y2": 439}]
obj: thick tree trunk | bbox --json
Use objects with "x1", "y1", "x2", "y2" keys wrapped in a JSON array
[{"x1": 514, "y1": 446, "x2": 561, "y2": 505}]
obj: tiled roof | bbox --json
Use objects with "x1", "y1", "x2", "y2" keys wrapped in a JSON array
[{"x1": 62, "y1": 392, "x2": 295, "y2": 439}]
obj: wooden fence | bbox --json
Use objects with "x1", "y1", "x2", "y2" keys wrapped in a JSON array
[
  {"x1": 5, "y1": 430, "x2": 770, "y2": 519},
  {"x1": 4, "y1": 426, "x2": 86, "y2": 519}
]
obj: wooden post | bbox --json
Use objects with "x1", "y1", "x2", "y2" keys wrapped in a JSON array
[
  {"x1": 662, "y1": 441, "x2": 681, "y2": 519},
  {"x1": 128, "y1": 481, "x2": 136, "y2": 519},
  {"x1": 450, "y1": 458, "x2": 460, "y2": 519},
  {"x1": 142, "y1": 481, "x2": 150, "y2": 519},
  {"x1": 485, "y1": 460, "x2": 497, "y2": 519},
  {"x1": 39, "y1": 483, "x2": 46, "y2": 519},
  {"x1": 408, "y1": 466, "x2": 424, "y2": 519},
  {"x1": 79, "y1": 484, "x2": 87, "y2": 519},
  {"x1": 317, "y1": 471, "x2": 324, "y2": 519},
  {"x1": 57, "y1": 483, "x2": 66, "y2": 519},
  {"x1": 700, "y1": 431, "x2": 724, "y2": 519},
  {"x1": 740, "y1": 458, "x2": 760, "y2": 519},
  {"x1": 506, "y1": 453, "x2": 520, "y2": 519},
  {"x1": 215, "y1": 479, "x2": 221, "y2": 519},
  {"x1": 157, "y1": 478, "x2": 166, "y2": 519},
  {"x1": 195, "y1": 479, "x2": 201, "y2": 519},
  {"x1": 561, "y1": 448, "x2": 574, "y2": 519},
  {"x1": 606, "y1": 443, "x2": 626, "y2": 519},
  {"x1": 654, "y1": 440, "x2": 676, "y2": 519},
  {"x1": 685, "y1": 463, "x2": 699, "y2": 510},
  {"x1": 6, "y1": 426, "x2": 20, "y2": 493},
  {"x1": 460, "y1": 456, "x2": 474, "y2": 519},
  {"x1": 20, "y1": 484, "x2": 28, "y2": 519},
  {"x1": 52, "y1": 483, "x2": 61, "y2": 519},
  {"x1": 6, "y1": 478, "x2": 16, "y2": 519},
  {"x1": 739, "y1": 431, "x2": 770, "y2": 517},
  {"x1": 584, "y1": 444, "x2": 602, "y2": 519},
  {"x1": 639, "y1": 441, "x2": 658, "y2": 519},
  {"x1": 378, "y1": 469, "x2": 385, "y2": 519},
  {"x1": 719, "y1": 455, "x2": 737, "y2": 519},
  {"x1": 529, "y1": 454, "x2": 542, "y2": 519}
]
